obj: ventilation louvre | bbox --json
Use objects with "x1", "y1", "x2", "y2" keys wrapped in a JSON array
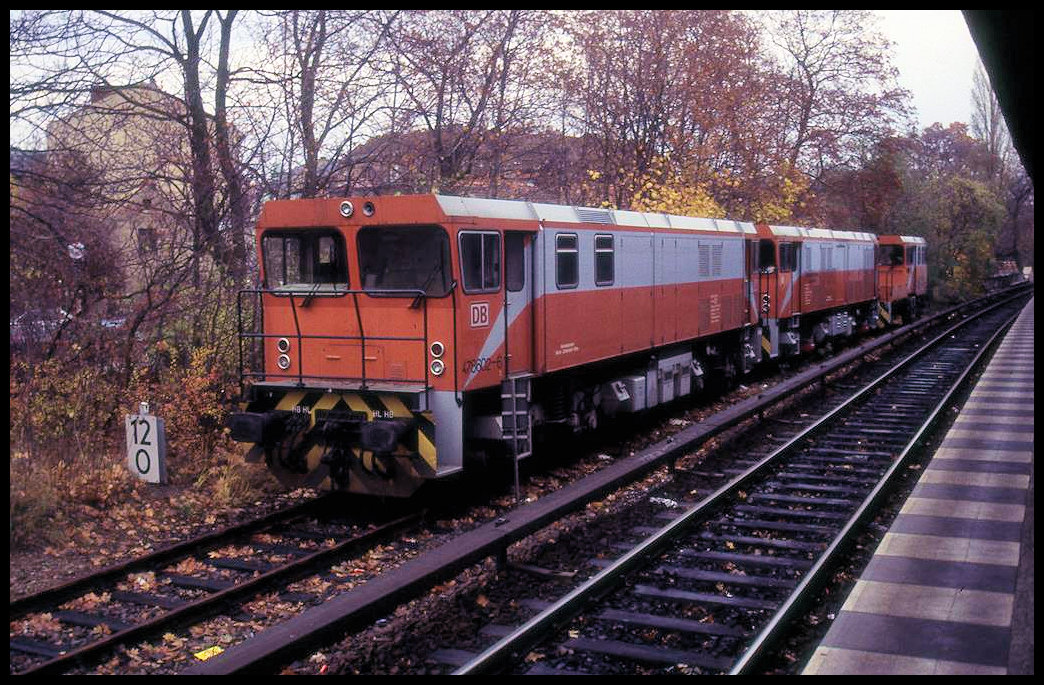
[{"x1": 575, "y1": 207, "x2": 613, "y2": 225}]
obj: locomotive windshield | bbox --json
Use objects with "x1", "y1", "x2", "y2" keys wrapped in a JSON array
[
  {"x1": 262, "y1": 230, "x2": 348, "y2": 291},
  {"x1": 877, "y1": 245, "x2": 905, "y2": 266},
  {"x1": 357, "y1": 225, "x2": 452, "y2": 296}
]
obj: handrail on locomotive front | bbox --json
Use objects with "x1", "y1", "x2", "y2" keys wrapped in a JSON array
[{"x1": 235, "y1": 286, "x2": 431, "y2": 394}]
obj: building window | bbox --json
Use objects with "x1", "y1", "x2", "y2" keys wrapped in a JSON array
[{"x1": 137, "y1": 227, "x2": 158, "y2": 253}]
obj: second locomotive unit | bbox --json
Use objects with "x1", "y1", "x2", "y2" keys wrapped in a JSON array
[{"x1": 228, "y1": 195, "x2": 928, "y2": 496}]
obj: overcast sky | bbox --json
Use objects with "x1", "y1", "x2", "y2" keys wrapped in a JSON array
[{"x1": 874, "y1": 10, "x2": 983, "y2": 131}]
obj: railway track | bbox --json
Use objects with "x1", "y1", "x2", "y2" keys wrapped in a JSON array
[
  {"x1": 451, "y1": 291, "x2": 1029, "y2": 675},
  {"x1": 9, "y1": 495, "x2": 422, "y2": 675},
  {"x1": 12, "y1": 286, "x2": 1029, "y2": 675},
  {"x1": 182, "y1": 286, "x2": 1030, "y2": 676}
]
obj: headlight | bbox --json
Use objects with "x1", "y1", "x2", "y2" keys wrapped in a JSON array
[
  {"x1": 277, "y1": 337, "x2": 291, "y2": 353},
  {"x1": 277, "y1": 354, "x2": 291, "y2": 370},
  {"x1": 430, "y1": 341, "x2": 445, "y2": 358},
  {"x1": 339, "y1": 200, "x2": 354, "y2": 218},
  {"x1": 430, "y1": 359, "x2": 445, "y2": 376}
]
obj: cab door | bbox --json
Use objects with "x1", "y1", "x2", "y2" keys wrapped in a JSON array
[
  {"x1": 504, "y1": 231, "x2": 534, "y2": 376},
  {"x1": 746, "y1": 238, "x2": 759, "y2": 325}
]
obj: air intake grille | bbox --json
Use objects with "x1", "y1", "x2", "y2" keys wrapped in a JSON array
[{"x1": 575, "y1": 207, "x2": 613, "y2": 224}]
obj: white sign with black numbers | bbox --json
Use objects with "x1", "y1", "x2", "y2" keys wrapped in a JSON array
[{"x1": 126, "y1": 413, "x2": 167, "y2": 483}]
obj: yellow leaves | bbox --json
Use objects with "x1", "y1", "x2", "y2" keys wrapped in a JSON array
[
  {"x1": 168, "y1": 557, "x2": 210, "y2": 575},
  {"x1": 330, "y1": 561, "x2": 370, "y2": 578},
  {"x1": 12, "y1": 612, "x2": 64, "y2": 638},
  {"x1": 287, "y1": 574, "x2": 334, "y2": 596},
  {"x1": 60, "y1": 592, "x2": 111, "y2": 612},
  {"x1": 749, "y1": 164, "x2": 811, "y2": 224},
  {"x1": 163, "y1": 632, "x2": 186, "y2": 647},
  {"x1": 207, "y1": 545, "x2": 255, "y2": 560},
  {"x1": 629, "y1": 160, "x2": 727, "y2": 219},
  {"x1": 91, "y1": 623, "x2": 114, "y2": 637},
  {"x1": 193, "y1": 645, "x2": 223, "y2": 661},
  {"x1": 125, "y1": 571, "x2": 159, "y2": 592}
]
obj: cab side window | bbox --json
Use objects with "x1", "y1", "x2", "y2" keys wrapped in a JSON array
[{"x1": 459, "y1": 231, "x2": 501, "y2": 294}]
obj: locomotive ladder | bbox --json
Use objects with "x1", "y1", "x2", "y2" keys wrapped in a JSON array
[
  {"x1": 501, "y1": 376, "x2": 532, "y2": 461},
  {"x1": 502, "y1": 376, "x2": 532, "y2": 502}
]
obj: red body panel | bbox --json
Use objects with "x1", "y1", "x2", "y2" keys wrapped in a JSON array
[{"x1": 539, "y1": 279, "x2": 747, "y2": 375}]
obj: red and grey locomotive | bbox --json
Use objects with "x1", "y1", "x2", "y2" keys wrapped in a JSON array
[{"x1": 228, "y1": 194, "x2": 926, "y2": 496}]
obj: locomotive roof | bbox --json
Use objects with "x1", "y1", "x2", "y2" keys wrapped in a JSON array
[
  {"x1": 435, "y1": 195, "x2": 758, "y2": 235},
  {"x1": 260, "y1": 195, "x2": 889, "y2": 244},
  {"x1": 876, "y1": 234, "x2": 927, "y2": 246},
  {"x1": 765, "y1": 223, "x2": 876, "y2": 243}
]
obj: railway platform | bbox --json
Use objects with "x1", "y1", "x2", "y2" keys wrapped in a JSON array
[{"x1": 802, "y1": 297, "x2": 1034, "y2": 675}]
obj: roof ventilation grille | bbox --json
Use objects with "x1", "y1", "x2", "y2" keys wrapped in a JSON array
[{"x1": 575, "y1": 207, "x2": 613, "y2": 225}]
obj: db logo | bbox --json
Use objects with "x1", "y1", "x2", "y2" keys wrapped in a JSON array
[{"x1": 469, "y1": 302, "x2": 490, "y2": 328}]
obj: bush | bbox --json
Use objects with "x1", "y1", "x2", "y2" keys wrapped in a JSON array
[
  {"x1": 9, "y1": 342, "x2": 263, "y2": 550},
  {"x1": 10, "y1": 355, "x2": 126, "y2": 461},
  {"x1": 129, "y1": 344, "x2": 239, "y2": 485}
]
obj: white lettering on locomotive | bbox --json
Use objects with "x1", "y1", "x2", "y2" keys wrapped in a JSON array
[{"x1": 470, "y1": 302, "x2": 490, "y2": 328}]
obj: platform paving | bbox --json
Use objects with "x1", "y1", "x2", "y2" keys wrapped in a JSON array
[{"x1": 803, "y1": 297, "x2": 1034, "y2": 675}]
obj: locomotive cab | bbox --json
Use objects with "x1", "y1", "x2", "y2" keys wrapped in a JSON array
[
  {"x1": 876, "y1": 235, "x2": 927, "y2": 324},
  {"x1": 230, "y1": 199, "x2": 464, "y2": 497}
]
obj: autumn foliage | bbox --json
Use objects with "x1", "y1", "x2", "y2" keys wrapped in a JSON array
[{"x1": 9, "y1": 340, "x2": 267, "y2": 548}]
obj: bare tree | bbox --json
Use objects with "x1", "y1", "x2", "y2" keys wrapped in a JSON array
[
  {"x1": 972, "y1": 63, "x2": 1033, "y2": 266},
  {"x1": 250, "y1": 10, "x2": 399, "y2": 199},
  {"x1": 10, "y1": 10, "x2": 261, "y2": 378},
  {"x1": 381, "y1": 10, "x2": 535, "y2": 194},
  {"x1": 563, "y1": 10, "x2": 779, "y2": 214},
  {"x1": 760, "y1": 10, "x2": 911, "y2": 182},
  {"x1": 971, "y1": 63, "x2": 1012, "y2": 186}
]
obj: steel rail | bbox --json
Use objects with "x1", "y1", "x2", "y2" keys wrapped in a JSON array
[
  {"x1": 14, "y1": 512, "x2": 422, "y2": 676},
  {"x1": 9, "y1": 495, "x2": 331, "y2": 619},
  {"x1": 730, "y1": 297, "x2": 1025, "y2": 674}
]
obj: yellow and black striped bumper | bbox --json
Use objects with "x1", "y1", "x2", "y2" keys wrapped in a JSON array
[{"x1": 231, "y1": 389, "x2": 438, "y2": 494}]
